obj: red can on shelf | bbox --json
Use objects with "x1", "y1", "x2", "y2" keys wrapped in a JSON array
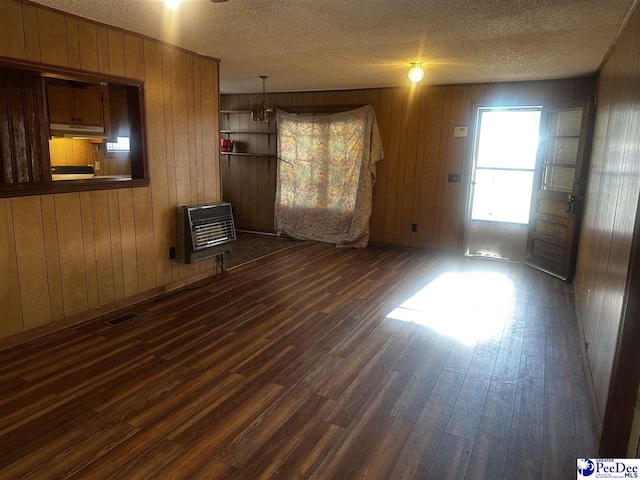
[{"x1": 220, "y1": 139, "x2": 235, "y2": 152}]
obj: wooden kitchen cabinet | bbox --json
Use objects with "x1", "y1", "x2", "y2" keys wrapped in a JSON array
[
  {"x1": 74, "y1": 88, "x2": 104, "y2": 126},
  {"x1": 46, "y1": 84, "x2": 76, "y2": 124},
  {"x1": 46, "y1": 83, "x2": 104, "y2": 126}
]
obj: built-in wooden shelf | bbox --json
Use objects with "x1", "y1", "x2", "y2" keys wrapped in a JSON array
[
  {"x1": 220, "y1": 152, "x2": 274, "y2": 158},
  {"x1": 220, "y1": 130, "x2": 275, "y2": 135}
]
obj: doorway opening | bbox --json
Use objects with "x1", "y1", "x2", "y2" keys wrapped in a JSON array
[{"x1": 465, "y1": 106, "x2": 542, "y2": 261}]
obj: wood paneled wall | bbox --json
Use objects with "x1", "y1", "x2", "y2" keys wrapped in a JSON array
[
  {"x1": 574, "y1": 2, "x2": 640, "y2": 435},
  {"x1": 221, "y1": 78, "x2": 594, "y2": 248},
  {"x1": 49, "y1": 138, "x2": 97, "y2": 166},
  {"x1": 0, "y1": 0, "x2": 221, "y2": 341}
]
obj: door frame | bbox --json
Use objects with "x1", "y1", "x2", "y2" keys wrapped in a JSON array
[{"x1": 462, "y1": 103, "x2": 543, "y2": 260}]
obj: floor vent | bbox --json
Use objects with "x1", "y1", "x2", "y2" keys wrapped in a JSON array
[{"x1": 105, "y1": 312, "x2": 139, "y2": 326}]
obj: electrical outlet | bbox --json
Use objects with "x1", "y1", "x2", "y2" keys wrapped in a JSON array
[
  {"x1": 169, "y1": 246, "x2": 176, "y2": 259},
  {"x1": 411, "y1": 224, "x2": 418, "y2": 232}
]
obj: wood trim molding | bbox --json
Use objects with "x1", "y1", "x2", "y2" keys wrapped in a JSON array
[
  {"x1": 0, "y1": 178, "x2": 151, "y2": 198},
  {"x1": 0, "y1": 269, "x2": 219, "y2": 352},
  {"x1": 14, "y1": 0, "x2": 222, "y2": 64},
  {"x1": 0, "y1": 55, "x2": 144, "y2": 86}
]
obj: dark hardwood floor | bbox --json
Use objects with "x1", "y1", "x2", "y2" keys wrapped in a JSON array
[{"x1": 0, "y1": 243, "x2": 597, "y2": 479}]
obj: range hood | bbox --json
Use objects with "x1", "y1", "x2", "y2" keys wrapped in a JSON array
[{"x1": 49, "y1": 123, "x2": 107, "y2": 139}]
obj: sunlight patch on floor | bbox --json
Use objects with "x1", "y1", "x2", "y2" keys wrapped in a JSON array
[{"x1": 387, "y1": 271, "x2": 515, "y2": 345}]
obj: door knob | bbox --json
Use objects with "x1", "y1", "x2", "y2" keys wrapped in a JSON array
[{"x1": 566, "y1": 194, "x2": 577, "y2": 214}]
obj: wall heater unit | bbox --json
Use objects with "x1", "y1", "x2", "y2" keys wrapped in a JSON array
[{"x1": 177, "y1": 203, "x2": 236, "y2": 264}]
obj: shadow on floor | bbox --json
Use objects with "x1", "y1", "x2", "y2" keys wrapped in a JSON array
[{"x1": 225, "y1": 231, "x2": 307, "y2": 269}]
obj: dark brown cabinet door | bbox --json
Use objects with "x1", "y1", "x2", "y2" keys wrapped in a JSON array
[
  {"x1": 46, "y1": 84, "x2": 76, "y2": 124},
  {"x1": 525, "y1": 99, "x2": 593, "y2": 281},
  {"x1": 73, "y1": 88, "x2": 104, "y2": 126}
]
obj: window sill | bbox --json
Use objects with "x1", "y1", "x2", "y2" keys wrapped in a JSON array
[{"x1": 0, "y1": 178, "x2": 150, "y2": 198}]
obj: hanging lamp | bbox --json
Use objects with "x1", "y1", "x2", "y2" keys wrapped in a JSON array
[{"x1": 252, "y1": 76, "x2": 275, "y2": 124}]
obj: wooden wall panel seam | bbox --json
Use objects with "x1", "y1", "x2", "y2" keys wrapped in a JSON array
[{"x1": 37, "y1": 195, "x2": 54, "y2": 321}]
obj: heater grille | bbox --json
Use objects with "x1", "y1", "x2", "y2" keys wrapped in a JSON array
[
  {"x1": 193, "y1": 219, "x2": 235, "y2": 249},
  {"x1": 177, "y1": 202, "x2": 236, "y2": 264}
]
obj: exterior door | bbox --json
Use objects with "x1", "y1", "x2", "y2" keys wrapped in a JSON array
[
  {"x1": 465, "y1": 107, "x2": 542, "y2": 261},
  {"x1": 525, "y1": 99, "x2": 593, "y2": 280}
]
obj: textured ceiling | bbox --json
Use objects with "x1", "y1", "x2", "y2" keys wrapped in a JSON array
[{"x1": 33, "y1": 0, "x2": 633, "y2": 93}]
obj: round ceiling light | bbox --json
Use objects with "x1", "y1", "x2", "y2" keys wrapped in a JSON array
[
  {"x1": 408, "y1": 63, "x2": 425, "y2": 83},
  {"x1": 165, "y1": 0, "x2": 181, "y2": 10}
]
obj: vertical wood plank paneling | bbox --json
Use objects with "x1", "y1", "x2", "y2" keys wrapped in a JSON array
[
  {"x1": 399, "y1": 86, "x2": 423, "y2": 246},
  {"x1": 37, "y1": 8, "x2": 68, "y2": 67},
  {"x1": 118, "y1": 188, "x2": 139, "y2": 297},
  {"x1": 91, "y1": 190, "x2": 115, "y2": 306},
  {"x1": 185, "y1": 55, "x2": 198, "y2": 209},
  {"x1": 108, "y1": 189, "x2": 125, "y2": 301},
  {"x1": 161, "y1": 45, "x2": 179, "y2": 282},
  {"x1": 77, "y1": 20, "x2": 99, "y2": 73},
  {"x1": 212, "y1": 61, "x2": 221, "y2": 203},
  {"x1": 193, "y1": 58, "x2": 204, "y2": 205},
  {"x1": 21, "y1": 4, "x2": 40, "y2": 63},
  {"x1": 432, "y1": 86, "x2": 453, "y2": 247},
  {"x1": 40, "y1": 195, "x2": 64, "y2": 321},
  {"x1": 55, "y1": 193, "x2": 88, "y2": 316},
  {"x1": 410, "y1": 87, "x2": 430, "y2": 246},
  {"x1": 11, "y1": 196, "x2": 50, "y2": 329},
  {"x1": 132, "y1": 187, "x2": 156, "y2": 292},
  {"x1": 144, "y1": 40, "x2": 172, "y2": 287},
  {"x1": 574, "y1": 3, "x2": 640, "y2": 435},
  {"x1": 65, "y1": 17, "x2": 80, "y2": 69},
  {"x1": 370, "y1": 89, "x2": 392, "y2": 242},
  {"x1": 0, "y1": 0, "x2": 25, "y2": 59},
  {"x1": 439, "y1": 85, "x2": 469, "y2": 249},
  {"x1": 392, "y1": 88, "x2": 412, "y2": 244},
  {"x1": 201, "y1": 59, "x2": 218, "y2": 204},
  {"x1": 417, "y1": 86, "x2": 444, "y2": 247},
  {"x1": 383, "y1": 89, "x2": 405, "y2": 243},
  {"x1": 107, "y1": 29, "x2": 125, "y2": 77},
  {"x1": 79, "y1": 192, "x2": 99, "y2": 309},
  {"x1": 96, "y1": 25, "x2": 110, "y2": 75},
  {"x1": 0, "y1": 198, "x2": 22, "y2": 336},
  {"x1": 123, "y1": 34, "x2": 144, "y2": 81},
  {"x1": 170, "y1": 50, "x2": 195, "y2": 279}
]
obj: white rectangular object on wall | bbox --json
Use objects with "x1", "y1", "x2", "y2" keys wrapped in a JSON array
[{"x1": 454, "y1": 126, "x2": 468, "y2": 137}]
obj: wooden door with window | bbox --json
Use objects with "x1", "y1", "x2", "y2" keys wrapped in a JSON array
[{"x1": 525, "y1": 99, "x2": 593, "y2": 280}]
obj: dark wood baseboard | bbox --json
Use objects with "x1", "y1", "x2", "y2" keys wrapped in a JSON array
[{"x1": 0, "y1": 269, "x2": 218, "y2": 352}]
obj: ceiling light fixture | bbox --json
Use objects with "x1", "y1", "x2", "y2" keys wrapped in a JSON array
[
  {"x1": 252, "y1": 76, "x2": 275, "y2": 124},
  {"x1": 408, "y1": 62, "x2": 425, "y2": 83},
  {"x1": 165, "y1": 0, "x2": 181, "y2": 10}
]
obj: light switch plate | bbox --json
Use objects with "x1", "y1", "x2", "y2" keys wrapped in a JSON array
[{"x1": 454, "y1": 126, "x2": 468, "y2": 138}]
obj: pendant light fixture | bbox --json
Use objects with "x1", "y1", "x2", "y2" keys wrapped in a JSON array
[
  {"x1": 408, "y1": 62, "x2": 425, "y2": 83},
  {"x1": 252, "y1": 76, "x2": 275, "y2": 124}
]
